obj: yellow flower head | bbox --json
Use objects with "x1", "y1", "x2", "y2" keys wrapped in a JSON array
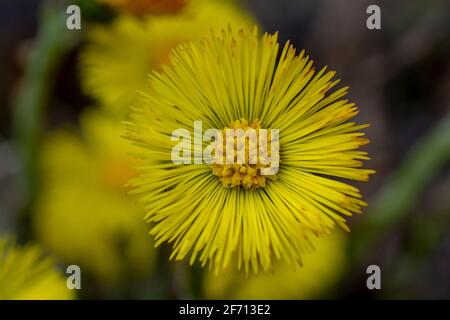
[
  {"x1": 204, "y1": 232, "x2": 346, "y2": 299},
  {"x1": 80, "y1": 0, "x2": 255, "y2": 117},
  {"x1": 99, "y1": 0, "x2": 187, "y2": 15},
  {"x1": 125, "y1": 25, "x2": 374, "y2": 274},
  {"x1": 0, "y1": 236, "x2": 74, "y2": 300},
  {"x1": 34, "y1": 110, "x2": 155, "y2": 283}
]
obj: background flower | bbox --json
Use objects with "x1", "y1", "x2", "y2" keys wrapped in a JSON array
[
  {"x1": 34, "y1": 110, "x2": 156, "y2": 284},
  {"x1": 0, "y1": 236, "x2": 74, "y2": 300},
  {"x1": 204, "y1": 232, "x2": 346, "y2": 299},
  {"x1": 80, "y1": 0, "x2": 255, "y2": 117}
]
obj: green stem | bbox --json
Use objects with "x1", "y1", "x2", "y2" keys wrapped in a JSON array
[
  {"x1": 353, "y1": 111, "x2": 450, "y2": 258},
  {"x1": 12, "y1": 1, "x2": 81, "y2": 234}
]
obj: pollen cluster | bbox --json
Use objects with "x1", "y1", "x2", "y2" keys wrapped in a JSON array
[{"x1": 211, "y1": 119, "x2": 277, "y2": 189}]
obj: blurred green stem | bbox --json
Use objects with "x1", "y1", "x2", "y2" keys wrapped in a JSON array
[
  {"x1": 353, "y1": 111, "x2": 450, "y2": 258},
  {"x1": 12, "y1": 1, "x2": 80, "y2": 234}
]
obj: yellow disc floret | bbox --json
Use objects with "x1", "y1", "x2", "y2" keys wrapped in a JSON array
[{"x1": 211, "y1": 119, "x2": 277, "y2": 189}]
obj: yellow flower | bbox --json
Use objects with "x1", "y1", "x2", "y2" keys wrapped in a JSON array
[
  {"x1": 99, "y1": 0, "x2": 187, "y2": 15},
  {"x1": 80, "y1": 0, "x2": 255, "y2": 117},
  {"x1": 0, "y1": 236, "x2": 74, "y2": 300},
  {"x1": 204, "y1": 232, "x2": 346, "y2": 299},
  {"x1": 125, "y1": 25, "x2": 374, "y2": 274},
  {"x1": 34, "y1": 110, "x2": 155, "y2": 283}
]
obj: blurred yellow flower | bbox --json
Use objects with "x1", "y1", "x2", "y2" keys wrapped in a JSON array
[
  {"x1": 125, "y1": 26, "x2": 374, "y2": 274},
  {"x1": 80, "y1": 0, "x2": 255, "y2": 117},
  {"x1": 99, "y1": 0, "x2": 187, "y2": 15},
  {"x1": 0, "y1": 236, "x2": 74, "y2": 300},
  {"x1": 204, "y1": 232, "x2": 346, "y2": 299},
  {"x1": 34, "y1": 110, "x2": 155, "y2": 283}
]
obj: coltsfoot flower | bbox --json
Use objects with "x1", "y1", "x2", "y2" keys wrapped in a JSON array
[
  {"x1": 125, "y1": 25, "x2": 375, "y2": 274},
  {"x1": 0, "y1": 236, "x2": 74, "y2": 300},
  {"x1": 204, "y1": 232, "x2": 346, "y2": 299}
]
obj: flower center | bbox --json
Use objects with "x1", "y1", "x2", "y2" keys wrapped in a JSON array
[{"x1": 211, "y1": 119, "x2": 278, "y2": 190}]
